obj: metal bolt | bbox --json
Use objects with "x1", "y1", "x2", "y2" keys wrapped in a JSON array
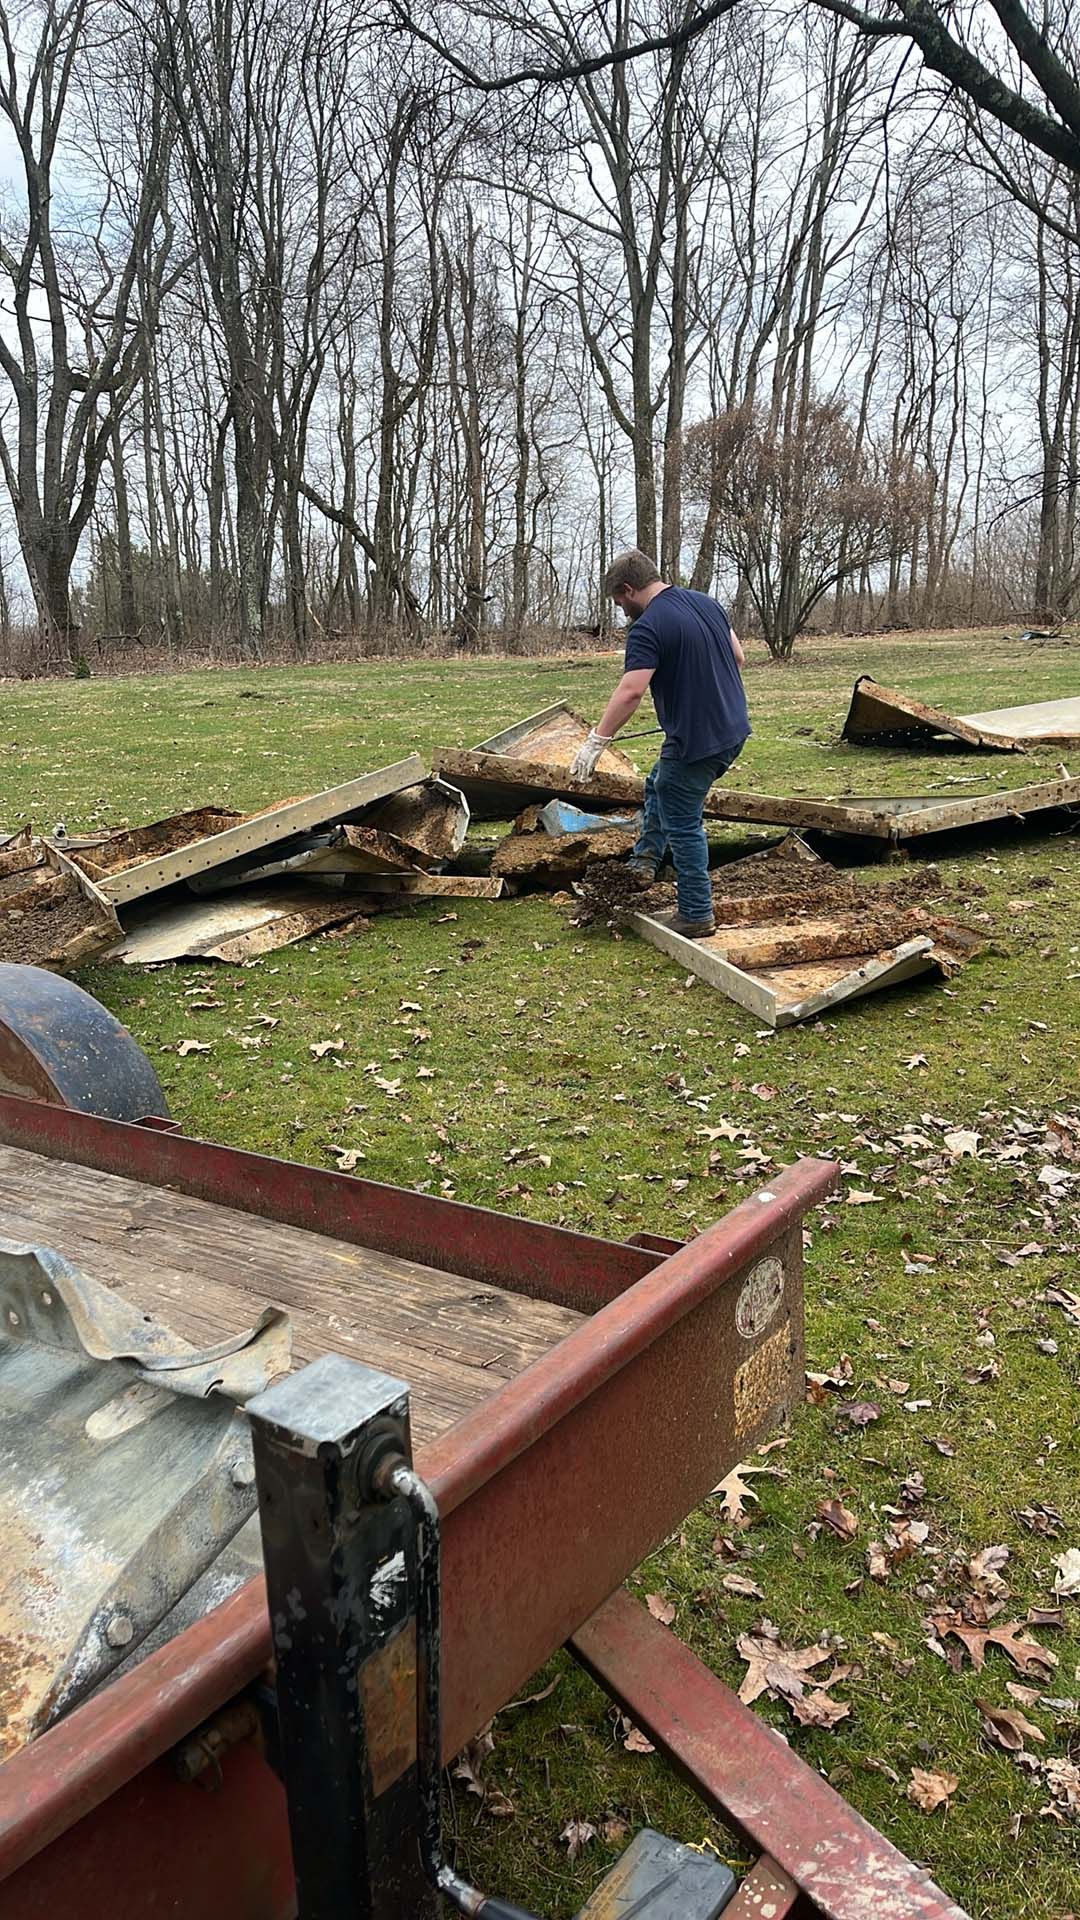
[
  {"x1": 7, "y1": 1309, "x2": 19, "y2": 1327},
  {"x1": 105, "y1": 1613, "x2": 134, "y2": 1648},
  {"x1": 40, "y1": 1290, "x2": 52, "y2": 1307},
  {"x1": 231, "y1": 1457, "x2": 256, "y2": 1489}
]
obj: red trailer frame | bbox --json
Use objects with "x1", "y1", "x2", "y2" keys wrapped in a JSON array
[{"x1": 0, "y1": 1094, "x2": 966, "y2": 1920}]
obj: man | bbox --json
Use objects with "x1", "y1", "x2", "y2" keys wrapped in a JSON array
[{"x1": 570, "y1": 549, "x2": 749, "y2": 938}]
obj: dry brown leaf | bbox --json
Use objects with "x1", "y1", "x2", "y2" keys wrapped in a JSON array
[
  {"x1": 713, "y1": 1462, "x2": 784, "y2": 1524},
  {"x1": 722, "y1": 1572, "x2": 765, "y2": 1600},
  {"x1": 310, "y1": 1037, "x2": 344, "y2": 1058},
  {"x1": 791, "y1": 1689, "x2": 851, "y2": 1729},
  {"x1": 329, "y1": 1146, "x2": 366, "y2": 1171},
  {"x1": 736, "y1": 1632, "x2": 831, "y2": 1707},
  {"x1": 501, "y1": 1677, "x2": 560, "y2": 1712},
  {"x1": 978, "y1": 1698, "x2": 1046, "y2": 1752},
  {"x1": 867, "y1": 1541, "x2": 890, "y2": 1581},
  {"x1": 841, "y1": 1401, "x2": 881, "y2": 1428},
  {"x1": 968, "y1": 1544, "x2": 1011, "y2": 1598},
  {"x1": 561, "y1": 1819, "x2": 596, "y2": 1859},
  {"x1": 846, "y1": 1189, "x2": 882, "y2": 1205},
  {"x1": 1052, "y1": 1548, "x2": 1080, "y2": 1597},
  {"x1": 1006, "y1": 1682, "x2": 1043, "y2": 1707},
  {"x1": 622, "y1": 1725, "x2": 656, "y2": 1754},
  {"x1": 931, "y1": 1613, "x2": 1058, "y2": 1678},
  {"x1": 645, "y1": 1593, "x2": 676, "y2": 1627},
  {"x1": 817, "y1": 1497, "x2": 859, "y2": 1542},
  {"x1": 1041, "y1": 1757, "x2": 1080, "y2": 1821},
  {"x1": 943, "y1": 1129, "x2": 980, "y2": 1158},
  {"x1": 1029, "y1": 1610, "x2": 1066, "y2": 1636},
  {"x1": 907, "y1": 1767, "x2": 959, "y2": 1813},
  {"x1": 1017, "y1": 1503, "x2": 1063, "y2": 1538},
  {"x1": 177, "y1": 1038, "x2": 212, "y2": 1056}
]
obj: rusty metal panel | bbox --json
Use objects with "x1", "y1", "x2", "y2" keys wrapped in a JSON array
[
  {"x1": 722, "y1": 1857, "x2": 802, "y2": 1918},
  {"x1": 842, "y1": 676, "x2": 1080, "y2": 752},
  {"x1": 0, "y1": 1154, "x2": 834, "y2": 1886},
  {"x1": 570, "y1": 1590, "x2": 969, "y2": 1920},
  {"x1": 0, "y1": 1742, "x2": 295, "y2": 1920},
  {"x1": 89, "y1": 758, "x2": 426, "y2": 905}
]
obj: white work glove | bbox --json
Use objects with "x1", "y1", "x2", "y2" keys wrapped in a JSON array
[{"x1": 570, "y1": 729, "x2": 613, "y2": 781}]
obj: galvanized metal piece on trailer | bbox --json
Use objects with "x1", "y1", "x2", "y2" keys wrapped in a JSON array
[
  {"x1": 0, "y1": 965, "x2": 169, "y2": 1116},
  {"x1": 0, "y1": 1238, "x2": 288, "y2": 1757},
  {"x1": 83, "y1": 758, "x2": 427, "y2": 906},
  {"x1": 841, "y1": 676, "x2": 1080, "y2": 752}
]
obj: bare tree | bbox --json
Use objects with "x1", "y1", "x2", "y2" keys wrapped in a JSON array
[{"x1": 0, "y1": 0, "x2": 172, "y2": 668}]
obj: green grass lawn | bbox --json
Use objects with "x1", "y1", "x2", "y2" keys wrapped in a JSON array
[{"x1": 3, "y1": 627, "x2": 1079, "y2": 1918}]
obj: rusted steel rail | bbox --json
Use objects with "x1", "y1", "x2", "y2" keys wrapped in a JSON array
[{"x1": 571, "y1": 1591, "x2": 968, "y2": 1920}]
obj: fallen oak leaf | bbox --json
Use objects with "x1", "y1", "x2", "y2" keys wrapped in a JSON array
[
  {"x1": 1052, "y1": 1548, "x2": 1080, "y2": 1598},
  {"x1": 176, "y1": 1038, "x2": 212, "y2": 1056},
  {"x1": 978, "y1": 1698, "x2": 1046, "y2": 1753},
  {"x1": 791, "y1": 1689, "x2": 851, "y2": 1729},
  {"x1": 907, "y1": 1768, "x2": 959, "y2": 1813},
  {"x1": 561, "y1": 1819, "x2": 596, "y2": 1860},
  {"x1": 1005, "y1": 1682, "x2": 1043, "y2": 1707},
  {"x1": 867, "y1": 1542, "x2": 890, "y2": 1580},
  {"x1": 846, "y1": 1188, "x2": 882, "y2": 1205},
  {"x1": 622, "y1": 1725, "x2": 656, "y2": 1754},
  {"x1": 969, "y1": 1544, "x2": 1011, "y2": 1599},
  {"x1": 645, "y1": 1593, "x2": 676, "y2": 1626},
  {"x1": 841, "y1": 1401, "x2": 881, "y2": 1428},
  {"x1": 736, "y1": 1632, "x2": 832, "y2": 1707},
  {"x1": 1041, "y1": 1757, "x2": 1080, "y2": 1822},
  {"x1": 721, "y1": 1571, "x2": 765, "y2": 1600},
  {"x1": 310, "y1": 1037, "x2": 344, "y2": 1058},
  {"x1": 329, "y1": 1146, "x2": 366, "y2": 1171},
  {"x1": 1027, "y1": 1606, "x2": 1065, "y2": 1630},
  {"x1": 713, "y1": 1462, "x2": 786, "y2": 1524},
  {"x1": 817, "y1": 1497, "x2": 859, "y2": 1542},
  {"x1": 930, "y1": 1613, "x2": 1058, "y2": 1678},
  {"x1": 943, "y1": 1129, "x2": 980, "y2": 1158}
]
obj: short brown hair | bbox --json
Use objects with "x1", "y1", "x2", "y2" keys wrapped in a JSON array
[{"x1": 603, "y1": 547, "x2": 661, "y2": 595}]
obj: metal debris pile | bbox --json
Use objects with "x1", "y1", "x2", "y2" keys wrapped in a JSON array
[{"x1": 1, "y1": 697, "x2": 1010, "y2": 1026}]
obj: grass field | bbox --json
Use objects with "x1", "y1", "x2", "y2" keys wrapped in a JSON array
[{"x1": 3, "y1": 626, "x2": 1079, "y2": 1918}]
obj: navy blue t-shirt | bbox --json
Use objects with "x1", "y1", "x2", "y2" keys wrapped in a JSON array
[{"x1": 623, "y1": 586, "x2": 750, "y2": 762}]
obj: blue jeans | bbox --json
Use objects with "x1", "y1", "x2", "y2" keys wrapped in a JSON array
[{"x1": 632, "y1": 749, "x2": 737, "y2": 920}]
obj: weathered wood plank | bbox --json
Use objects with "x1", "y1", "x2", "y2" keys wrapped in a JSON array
[{"x1": 0, "y1": 1142, "x2": 583, "y2": 1446}]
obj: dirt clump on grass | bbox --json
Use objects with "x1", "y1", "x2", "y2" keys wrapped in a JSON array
[
  {"x1": 0, "y1": 871, "x2": 115, "y2": 969},
  {"x1": 571, "y1": 839, "x2": 964, "y2": 936}
]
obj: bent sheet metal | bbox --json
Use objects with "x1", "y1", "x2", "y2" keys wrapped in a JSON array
[{"x1": 0, "y1": 1239, "x2": 290, "y2": 1759}]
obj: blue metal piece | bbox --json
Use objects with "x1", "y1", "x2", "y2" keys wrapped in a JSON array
[
  {"x1": 0, "y1": 965, "x2": 169, "y2": 1120},
  {"x1": 575, "y1": 1829, "x2": 738, "y2": 1916},
  {"x1": 538, "y1": 801, "x2": 643, "y2": 838}
]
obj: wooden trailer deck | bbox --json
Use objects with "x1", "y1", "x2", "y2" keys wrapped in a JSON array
[{"x1": 0, "y1": 1141, "x2": 584, "y2": 1444}]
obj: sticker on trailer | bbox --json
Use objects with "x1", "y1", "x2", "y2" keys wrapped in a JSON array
[
  {"x1": 735, "y1": 1256, "x2": 784, "y2": 1339},
  {"x1": 734, "y1": 1320, "x2": 792, "y2": 1438}
]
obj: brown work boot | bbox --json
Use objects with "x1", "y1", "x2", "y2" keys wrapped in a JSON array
[
  {"x1": 669, "y1": 913, "x2": 716, "y2": 939},
  {"x1": 627, "y1": 861, "x2": 658, "y2": 887}
]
